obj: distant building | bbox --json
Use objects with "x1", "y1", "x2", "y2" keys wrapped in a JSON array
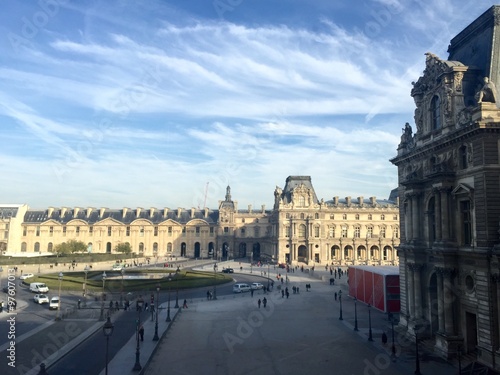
[
  {"x1": 391, "y1": 6, "x2": 500, "y2": 370},
  {"x1": 0, "y1": 176, "x2": 399, "y2": 267}
]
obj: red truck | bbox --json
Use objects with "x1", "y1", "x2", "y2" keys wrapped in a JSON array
[{"x1": 347, "y1": 265, "x2": 400, "y2": 313}]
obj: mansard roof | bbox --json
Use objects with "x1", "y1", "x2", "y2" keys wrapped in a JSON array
[
  {"x1": 0, "y1": 205, "x2": 22, "y2": 219},
  {"x1": 23, "y1": 208, "x2": 220, "y2": 225},
  {"x1": 281, "y1": 176, "x2": 319, "y2": 205}
]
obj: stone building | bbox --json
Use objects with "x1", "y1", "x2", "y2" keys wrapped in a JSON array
[
  {"x1": 390, "y1": 6, "x2": 500, "y2": 370},
  {"x1": 0, "y1": 176, "x2": 399, "y2": 267}
]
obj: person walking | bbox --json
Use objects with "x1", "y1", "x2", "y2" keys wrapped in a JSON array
[
  {"x1": 382, "y1": 332, "x2": 388, "y2": 346},
  {"x1": 262, "y1": 297, "x2": 267, "y2": 308},
  {"x1": 139, "y1": 325, "x2": 144, "y2": 341},
  {"x1": 258, "y1": 299, "x2": 261, "y2": 308},
  {"x1": 334, "y1": 292, "x2": 337, "y2": 301},
  {"x1": 183, "y1": 299, "x2": 188, "y2": 308}
]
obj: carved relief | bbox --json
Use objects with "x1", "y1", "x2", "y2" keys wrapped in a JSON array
[{"x1": 457, "y1": 107, "x2": 472, "y2": 127}]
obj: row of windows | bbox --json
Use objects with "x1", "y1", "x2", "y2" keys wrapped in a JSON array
[
  {"x1": 331, "y1": 247, "x2": 395, "y2": 261},
  {"x1": 285, "y1": 213, "x2": 398, "y2": 220},
  {"x1": 284, "y1": 224, "x2": 399, "y2": 239},
  {"x1": 26, "y1": 225, "x2": 215, "y2": 237},
  {"x1": 21, "y1": 241, "x2": 177, "y2": 253}
]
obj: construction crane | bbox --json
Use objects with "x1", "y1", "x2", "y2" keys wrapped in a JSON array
[{"x1": 203, "y1": 182, "x2": 209, "y2": 208}]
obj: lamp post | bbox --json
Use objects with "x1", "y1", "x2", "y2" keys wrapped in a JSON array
[
  {"x1": 213, "y1": 263, "x2": 218, "y2": 300},
  {"x1": 354, "y1": 297, "x2": 358, "y2": 331},
  {"x1": 367, "y1": 304, "x2": 373, "y2": 341},
  {"x1": 153, "y1": 285, "x2": 160, "y2": 341},
  {"x1": 174, "y1": 270, "x2": 179, "y2": 308},
  {"x1": 414, "y1": 324, "x2": 422, "y2": 375},
  {"x1": 267, "y1": 261, "x2": 270, "y2": 292},
  {"x1": 166, "y1": 277, "x2": 171, "y2": 322},
  {"x1": 100, "y1": 271, "x2": 107, "y2": 321},
  {"x1": 55, "y1": 272, "x2": 63, "y2": 321},
  {"x1": 103, "y1": 316, "x2": 114, "y2": 375},
  {"x1": 338, "y1": 290, "x2": 343, "y2": 320},
  {"x1": 133, "y1": 297, "x2": 144, "y2": 371},
  {"x1": 83, "y1": 266, "x2": 89, "y2": 307},
  {"x1": 121, "y1": 268, "x2": 125, "y2": 307},
  {"x1": 389, "y1": 312, "x2": 396, "y2": 360}
]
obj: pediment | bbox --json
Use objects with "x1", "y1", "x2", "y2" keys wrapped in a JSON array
[
  {"x1": 186, "y1": 219, "x2": 209, "y2": 226},
  {"x1": 451, "y1": 183, "x2": 474, "y2": 196},
  {"x1": 129, "y1": 218, "x2": 154, "y2": 226},
  {"x1": 66, "y1": 219, "x2": 90, "y2": 226},
  {"x1": 158, "y1": 219, "x2": 181, "y2": 226},
  {"x1": 94, "y1": 217, "x2": 125, "y2": 226},
  {"x1": 40, "y1": 219, "x2": 62, "y2": 226}
]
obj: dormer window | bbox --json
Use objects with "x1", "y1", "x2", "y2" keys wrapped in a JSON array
[{"x1": 431, "y1": 95, "x2": 441, "y2": 130}]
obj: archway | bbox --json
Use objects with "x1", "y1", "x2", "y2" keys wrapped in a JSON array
[
  {"x1": 252, "y1": 243, "x2": 260, "y2": 261},
  {"x1": 106, "y1": 242, "x2": 112, "y2": 254},
  {"x1": 194, "y1": 242, "x2": 200, "y2": 258},
  {"x1": 222, "y1": 243, "x2": 229, "y2": 259},
  {"x1": 208, "y1": 242, "x2": 215, "y2": 257},
  {"x1": 298, "y1": 245, "x2": 308, "y2": 263},
  {"x1": 181, "y1": 242, "x2": 186, "y2": 257},
  {"x1": 239, "y1": 243, "x2": 247, "y2": 258}
]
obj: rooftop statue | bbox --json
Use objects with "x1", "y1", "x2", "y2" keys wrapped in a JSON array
[{"x1": 476, "y1": 76, "x2": 498, "y2": 104}]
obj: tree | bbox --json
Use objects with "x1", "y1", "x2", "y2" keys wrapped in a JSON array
[
  {"x1": 115, "y1": 243, "x2": 132, "y2": 254},
  {"x1": 53, "y1": 243, "x2": 71, "y2": 257},
  {"x1": 52, "y1": 240, "x2": 87, "y2": 256}
]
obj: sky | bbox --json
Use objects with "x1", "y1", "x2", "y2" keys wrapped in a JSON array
[{"x1": 0, "y1": 0, "x2": 495, "y2": 210}]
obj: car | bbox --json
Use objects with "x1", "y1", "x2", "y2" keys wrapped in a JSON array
[
  {"x1": 232, "y1": 283, "x2": 251, "y2": 293},
  {"x1": 34, "y1": 294, "x2": 49, "y2": 304},
  {"x1": 111, "y1": 264, "x2": 123, "y2": 271},
  {"x1": 49, "y1": 296, "x2": 60, "y2": 310},
  {"x1": 19, "y1": 273, "x2": 34, "y2": 280},
  {"x1": 222, "y1": 268, "x2": 234, "y2": 274},
  {"x1": 251, "y1": 282, "x2": 264, "y2": 290}
]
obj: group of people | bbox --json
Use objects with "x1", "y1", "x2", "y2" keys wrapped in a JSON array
[{"x1": 257, "y1": 297, "x2": 267, "y2": 308}]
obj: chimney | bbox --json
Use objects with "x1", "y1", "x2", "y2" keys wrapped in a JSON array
[
  {"x1": 74, "y1": 207, "x2": 80, "y2": 217},
  {"x1": 48, "y1": 207, "x2": 54, "y2": 217},
  {"x1": 177, "y1": 208, "x2": 182, "y2": 217},
  {"x1": 370, "y1": 197, "x2": 377, "y2": 206},
  {"x1": 86, "y1": 207, "x2": 93, "y2": 218},
  {"x1": 333, "y1": 197, "x2": 339, "y2": 206},
  {"x1": 346, "y1": 196, "x2": 351, "y2": 206},
  {"x1": 136, "y1": 207, "x2": 142, "y2": 217},
  {"x1": 61, "y1": 207, "x2": 68, "y2": 217},
  {"x1": 122, "y1": 208, "x2": 128, "y2": 219},
  {"x1": 99, "y1": 207, "x2": 106, "y2": 218},
  {"x1": 248, "y1": 204, "x2": 252, "y2": 214},
  {"x1": 150, "y1": 207, "x2": 155, "y2": 218},
  {"x1": 163, "y1": 208, "x2": 169, "y2": 218},
  {"x1": 261, "y1": 204, "x2": 265, "y2": 214},
  {"x1": 358, "y1": 196, "x2": 364, "y2": 207},
  {"x1": 191, "y1": 208, "x2": 195, "y2": 218}
]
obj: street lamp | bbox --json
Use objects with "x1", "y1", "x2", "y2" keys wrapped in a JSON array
[
  {"x1": 367, "y1": 304, "x2": 373, "y2": 341},
  {"x1": 133, "y1": 296, "x2": 144, "y2": 371},
  {"x1": 174, "y1": 270, "x2": 179, "y2": 308},
  {"x1": 213, "y1": 263, "x2": 218, "y2": 300},
  {"x1": 121, "y1": 268, "x2": 125, "y2": 306},
  {"x1": 153, "y1": 285, "x2": 160, "y2": 341},
  {"x1": 354, "y1": 297, "x2": 358, "y2": 331},
  {"x1": 103, "y1": 316, "x2": 114, "y2": 375},
  {"x1": 166, "y1": 276, "x2": 171, "y2": 322},
  {"x1": 55, "y1": 272, "x2": 63, "y2": 321},
  {"x1": 100, "y1": 271, "x2": 107, "y2": 321},
  {"x1": 338, "y1": 290, "x2": 343, "y2": 320},
  {"x1": 267, "y1": 261, "x2": 270, "y2": 292},
  {"x1": 388, "y1": 313, "x2": 396, "y2": 361},
  {"x1": 414, "y1": 324, "x2": 422, "y2": 375}
]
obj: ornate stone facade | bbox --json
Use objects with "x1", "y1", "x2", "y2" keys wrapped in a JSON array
[
  {"x1": 391, "y1": 6, "x2": 500, "y2": 370},
  {"x1": 0, "y1": 176, "x2": 399, "y2": 268}
]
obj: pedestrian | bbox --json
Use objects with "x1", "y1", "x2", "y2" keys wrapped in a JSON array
[
  {"x1": 251, "y1": 289, "x2": 254, "y2": 297},
  {"x1": 115, "y1": 301, "x2": 119, "y2": 311},
  {"x1": 334, "y1": 292, "x2": 337, "y2": 301},
  {"x1": 183, "y1": 299, "x2": 188, "y2": 308},
  {"x1": 207, "y1": 290, "x2": 210, "y2": 300},
  {"x1": 286, "y1": 290, "x2": 289, "y2": 299},
  {"x1": 262, "y1": 297, "x2": 267, "y2": 307},
  {"x1": 281, "y1": 290, "x2": 285, "y2": 298},
  {"x1": 139, "y1": 325, "x2": 144, "y2": 341},
  {"x1": 78, "y1": 299, "x2": 81, "y2": 309},
  {"x1": 258, "y1": 299, "x2": 261, "y2": 308},
  {"x1": 382, "y1": 332, "x2": 388, "y2": 346}
]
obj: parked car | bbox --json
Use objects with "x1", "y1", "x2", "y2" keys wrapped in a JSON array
[
  {"x1": 111, "y1": 264, "x2": 123, "y2": 271},
  {"x1": 251, "y1": 282, "x2": 264, "y2": 290},
  {"x1": 49, "y1": 296, "x2": 60, "y2": 310},
  {"x1": 232, "y1": 283, "x2": 251, "y2": 293},
  {"x1": 34, "y1": 294, "x2": 49, "y2": 304},
  {"x1": 222, "y1": 268, "x2": 234, "y2": 273},
  {"x1": 19, "y1": 273, "x2": 34, "y2": 280}
]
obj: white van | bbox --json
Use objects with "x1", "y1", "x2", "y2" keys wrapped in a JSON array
[
  {"x1": 30, "y1": 282, "x2": 49, "y2": 293},
  {"x1": 232, "y1": 283, "x2": 251, "y2": 293}
]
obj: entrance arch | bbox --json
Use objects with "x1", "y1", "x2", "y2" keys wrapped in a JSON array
[
  {"x1": 239, "y1": 243, "x2": 247, "y2": 258},
  {"x1": 181, "y1": 243, "x2": 186, "y2": 257},
  {"x1": 194, "y1": 242, "x2": 200, "y2": 258},
  {"x1": 252, "y1": 243, "x2": 260, "y2": 260},
  {"x1": 106, "y1": 242, "x2": 112, "y2": 254},
  {"x1": 298, "y1": 245, "x2": 308, "y2": 263}
]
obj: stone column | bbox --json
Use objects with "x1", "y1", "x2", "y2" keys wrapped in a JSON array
[
  {"x1": 443, "y1": 268, "x2": 455, "y2": 335},
  {"x1": 440, "y1": 189, "x2": 450, "y2": 241},
  {"x1": 405, "y1": 194, "x2": 413, "y2": 240},
  {"x1": 413, "y1": 263, "x2": 424, "y2": 319},
  {"x1": 434, "y1": 189, "x2": 442, "y2": 241},
  {"x1": 436, "y1": 268, "x2": 445, "y2": 333},
  {"x1": 412, "y1": 194, "x2": 420, "y2": 240},
  {"x1": 340, "y1": 242, "x2": 344, "y2": 265},
  {"x1": 407, "y1": 263, "x2": 415, "y2": 321}
]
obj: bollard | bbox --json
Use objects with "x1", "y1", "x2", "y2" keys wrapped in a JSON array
[{"x1": 38, "y1": 363, "x2": 48, "y2": 375}]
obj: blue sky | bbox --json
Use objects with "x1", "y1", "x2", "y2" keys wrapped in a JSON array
[{"x1": 0, "y1": 0, "x2": 494, "y2": 210}]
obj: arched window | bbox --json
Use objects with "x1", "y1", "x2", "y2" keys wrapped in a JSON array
[
  {"x1": 153, "y1": 242, "x2": 158, "y2": 253},
  {"x1": 342, "y1": 214, "x2": 347, "y2": 220},
  {"x1": 298, "y1": 196, "x2": 305, "y2": 207},
  {"x1": 139, "y1": 242, "x2": 144, "y2": 253},
  {"x1": 167, "y1": 243, "x2": 172, "y2": 252},
  {"x1": 34, "y1": 242, "x2": 40, "y2": 252},
  {"x1": 47, "y1": 242, "x2": 53, "y2": 252},
  {"x1": 431, "y1": 96, "x2": 441, "y2": 130},
  {"x1": 21, "y1": 242, "x2": 27, "y2": 252},
  {"x1": 355, "y1": 214, "x2": 360, "y2": 220},
  {"x1": 315, "y1": 213, "x2": 319, "y2": 219},
  {"x1": 298, "y1": 224, "x2": 306, "y2": 238}
]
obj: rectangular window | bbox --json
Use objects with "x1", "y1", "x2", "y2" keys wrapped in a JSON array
[
  {"x1": 314, "y1": 226, "x2": 320, "y2": 238},
  {"x1": 5, "y1": 223, "x2": 9, "y2": 230},
  {"x1": 461, "y1": 201, "x2": 472, "y2": 245},
  {"x1": 329, "y1": 227, "x2": 335, "y2": 238},
  {"x1": 354, "y1": 227, "x2": 360, "y2": 238},
  {"x1": 126, "y1": 226, "x2": 130, "y2": 236},
  {"x1": 23, "y1": 226, "x2": 27, "y2": 236},
  {"x1": 89, "y1": 226, "x2": 93, "y2": 236},
  {"x1": 49, "y1": 226, "x2": 54, "y2": 236},
  {"x1": 76, "y1": 226, "x2": 80, "y2": 236},
  {"x1": 341, "y1": 226, "x2": 347, "y2": 238},
  {"x1": 224, "y1": 227, "x2": 229, "y2": 233},
  {"x1": 140, "y1": 226, "x2": 144, "y2": 237},
  {"x1": 63, "y1": 226, "x2": 67, "y2": 236},
  {"x1": 210, "y1": 227, "x2": 214, "y2": 235},
  {"x1": 380, "y1": 227, "x2": 386, "y2": 238},
  {"x1": 357, "y1": 248, "x2": 361, "y2": 258},
  {"x1": 3, "y1": 231, "x2": 7, "y2": 239},
  {"x1": 182, "y1": 227, "x2": 186, "y2": 236},
  {"x1": 195, "y1": 226, "x2": 200, "y2": 236},
  {"x1": 108, "y1": 226, "x2": 112, "y2": 236},
  {"x1": 168, "y1": 226, "x2": 172, "y2": 236},
  {"x1": 241, "y1": 228, "x2": 245, "y2": 236},
  {"x1": 367, "y1": 227, "x2": 373, "y2": 238},
  {"x1": 36, "y1": 226, "x2": 40, "y2": 237},
  {"x1": 154, "y1": 226, "x2": 159, "y2": 236}
]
